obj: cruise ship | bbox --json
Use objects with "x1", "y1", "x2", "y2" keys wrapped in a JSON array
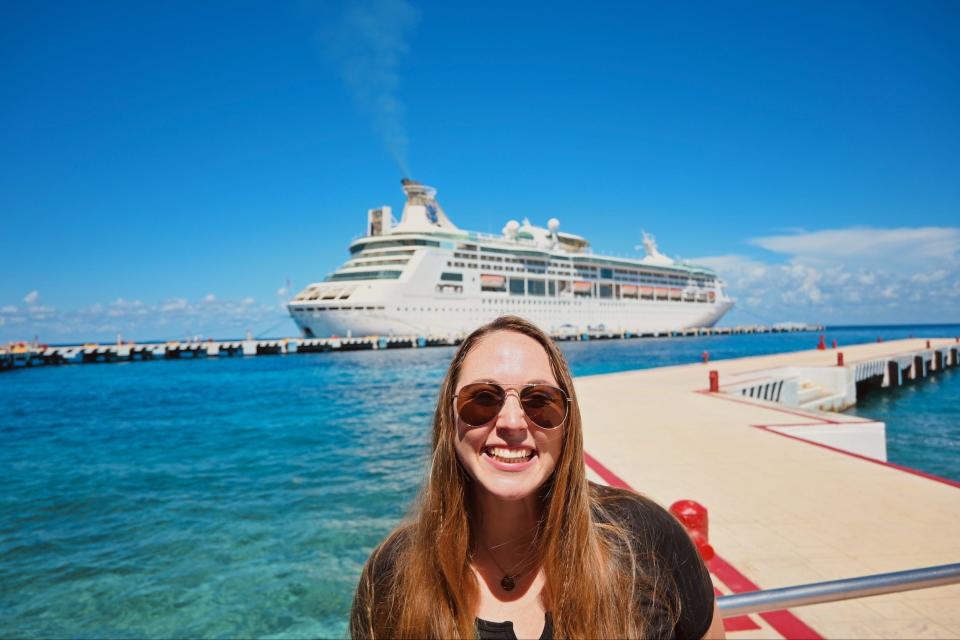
[{"x1": 287, "y1": 180, "x2": 733, "y2": 338}]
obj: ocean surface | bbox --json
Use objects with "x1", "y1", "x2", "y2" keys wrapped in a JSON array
[{"x1": 2, "y1": 324, "x2": 958, "y2": 638}]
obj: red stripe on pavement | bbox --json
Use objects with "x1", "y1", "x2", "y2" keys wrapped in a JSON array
[
  {"x1": 754, "y1": 424, "x2": 960, "y2": 489},
  {"x1": 714, "y1": 587, "x2": 761, "y2": 631},
  {"x1": 582, "y1": 451, "x2": 632, "y2": 489},
  {"x1": 584, "y1": 451, "x2": 823, "y2": 640},
  {"x1": 709, "y1": 555, "x2": 822, "y2": 639}
]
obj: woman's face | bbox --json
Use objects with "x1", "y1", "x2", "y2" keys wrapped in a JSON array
[{"x1": 453, "y1": 330, "x2": 565, "y2": 503}]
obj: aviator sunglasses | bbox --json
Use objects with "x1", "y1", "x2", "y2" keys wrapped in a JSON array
[{"x1": 453, "y1": 382, "x2": 570, "y2": 429}]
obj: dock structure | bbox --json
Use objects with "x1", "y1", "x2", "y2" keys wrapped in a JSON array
[
  {"x1": 0, "y1": 323, "x2": 820, "y2": 371},
  {"x1": 576, "y1": 338, "x2": 960, "y2": 639}
]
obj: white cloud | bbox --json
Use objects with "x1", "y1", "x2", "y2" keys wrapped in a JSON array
[
  {"x1": 750, "y1": 227, "x2": 960, "y2": 270},
  {"x1": 694, "y1": 225, "x2": 960, "y2": 325},
  {"x1": 28, "y1": 305, "x2": 56, "y2": 314},
  {"x1": 160, "y1": 298, "x2": 189, "y2": 312},
  {"x1": 202, "y1": 293, "x2": 217, "y2": 303},
  {"x1": 911, "y1": 269, "x2": 948, "y2": 284},
  {"x1": 1, "y1": 305, "x2": 17, "y2": 314},
  {"x1": 24, "y1": 290, "x2": 39, "y2": 305}
]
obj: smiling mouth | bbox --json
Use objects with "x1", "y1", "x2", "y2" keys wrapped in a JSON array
[{"x1": 482, "y1": 446, "x2": 536, "y2": 464}]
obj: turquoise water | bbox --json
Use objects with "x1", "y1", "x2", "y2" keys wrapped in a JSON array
[
  {"x1": 1, "y1": 325, "x2": 958, "y2": 638},
  {"x1": 847, "y1": 364, "x2": 960, "y2": 482}
]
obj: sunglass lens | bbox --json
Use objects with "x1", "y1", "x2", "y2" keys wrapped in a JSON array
[
  {"x1": 457, "y1": 384, "x2": 504, "y2": 426},
  {"x1": 520, "y1": 385, "x2": 567, "y2": 429}
]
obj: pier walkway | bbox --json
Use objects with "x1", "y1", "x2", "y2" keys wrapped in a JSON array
[
  {"x1": 577, "y1": 338, "x2": 960, "y2": 639},
  {"x1": 0, "y1": 323, "x2": 818, "y2": 371}
]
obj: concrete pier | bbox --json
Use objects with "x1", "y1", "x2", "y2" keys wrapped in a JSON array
[
  {"x1": 577, "y1": 338, "x2": 960, "y2": 639},
  {"x1": 1, "y1": 323, "x2": 821, "y2": 372}
]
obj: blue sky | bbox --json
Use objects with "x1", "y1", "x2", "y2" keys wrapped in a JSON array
[{"x1": 2, "y1": 0, "x2": 958, "y2": 341}]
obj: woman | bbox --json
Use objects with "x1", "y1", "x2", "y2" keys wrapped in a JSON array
[{"x1": 351, "y1": 316, "x2": 724, "y2": 639}]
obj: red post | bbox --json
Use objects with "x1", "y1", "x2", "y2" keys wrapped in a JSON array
[
  {"x1": 837, "y1": 351, "x2": 844, "y2": 366},
  {"x1": 709, "y1": 370, "x2": 719, "y2": 392},
  {"x1": 702, "y1": 350, "x2": 709, "y2": 364},
  {"x1": 670, "y1": 500, "x2": 715, "y2": 561},
  {"x1": 831, "y1": 339, "x2": 837, "y2": 349},
  {"x1": 926, "y1": 340, "x2": 931, "y2": 349},
  {"x1": 877, "y1": 336, "x2": 884, "y2": 343}
]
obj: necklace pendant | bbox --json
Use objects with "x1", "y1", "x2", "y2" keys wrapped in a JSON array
[{"x1": 500, "y1": 575, "x2": 516, "y2": 591}]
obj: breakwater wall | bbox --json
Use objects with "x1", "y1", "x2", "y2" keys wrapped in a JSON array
[{"x1": 1, "y1": 324, "x2": 820, "y2": 371}]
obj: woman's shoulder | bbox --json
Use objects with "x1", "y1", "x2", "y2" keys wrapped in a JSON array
[
  {"x1": 589, "y1": 482, "x2": 684, "y2": 541},
  {"x1": 590, "y1": 482, "x2": 716, "y2": 640}
]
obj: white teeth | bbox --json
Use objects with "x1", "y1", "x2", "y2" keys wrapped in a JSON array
[{"x1": 486, "y1": 447, "x2": 533, "y2": 461}]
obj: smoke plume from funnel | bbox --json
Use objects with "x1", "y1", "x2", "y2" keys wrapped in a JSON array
[{"x1": 323, "y1": 0, "x2": 421, "y2": 176}]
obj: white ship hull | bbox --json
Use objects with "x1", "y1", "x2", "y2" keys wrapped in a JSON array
[
  {"x1": 290, "y1": 298, "x2": 732, "y2": 338},
  {"x1": 288, "y1": 180, "x2": 734, "y2": 338}
]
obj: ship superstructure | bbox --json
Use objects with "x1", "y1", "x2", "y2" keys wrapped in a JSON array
[{"x1": 287, "y1": 180, "x2": 733, "y2": 338}]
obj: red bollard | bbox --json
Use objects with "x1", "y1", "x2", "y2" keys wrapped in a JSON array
[
  {"x1": 832, "y1": 339, "x2": 837, "y2": 349},
  {"x1": 837, "y1": 351, "x2": 844, "y2": 366},
  {"x1": 817, "y1": 334, "x2": 826, "y2": 350},
  {"x1": 926, "y1": 340, "x2": 931, "y2": 349},
  {"x1": 877, "y1": 336, "x2": 884, "y2": 343},
  {"x1": 702, "y1": 351, "x2": 709, "y2": 364},
  {"x1": 709, "y1": 370, "x2": 719, "y2": 392},
  {"x1": 670, "y1": 500, "x2": 715, "y2": 561}
]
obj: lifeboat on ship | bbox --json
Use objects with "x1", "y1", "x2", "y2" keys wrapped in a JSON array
[{"x1": 480, "y1": 274, "x2": 507, "y2": 291}]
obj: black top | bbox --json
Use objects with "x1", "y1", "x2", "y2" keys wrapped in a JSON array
[
  {"x1": 475, "y1": 485, "x2": 715, "y2": 640},
  {"x1": 354, "y1": 484, "x2": 715, "y2": 640},
  {"x1": 475, "y1": 613, "x2": 554, "y2": 640}
]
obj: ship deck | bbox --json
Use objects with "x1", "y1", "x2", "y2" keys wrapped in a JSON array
[{"x1": 576, "y1": 338, "x2": 960, "y2": 639}]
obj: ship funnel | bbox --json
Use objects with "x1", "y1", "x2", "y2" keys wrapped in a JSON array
[
  {"x1": 392, "y1": 178, "x2": 458, "y2": 232},
  {"x1": 401, "y1": 178, "x2": 437, "y2": 202}
]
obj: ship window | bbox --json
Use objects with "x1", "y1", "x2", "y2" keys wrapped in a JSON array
[
  {"x1": 326, "y1": 270, "x2": 402, "y2": 282},
  {"x1": 440, "y1": 272, "x2": 464, "y2": 282},
  {"x1": 350, "y1": 239, "x2": 440, "y2": 254},
  {"x1": 509, "y1": 278, "x2": 525, "y2": 295},
  {"x1": 527, "y1": 279, "x2": 546, "y2": 296},
  {"x1": 548, "y1": 281, "x2": 556, "y2": 296}
]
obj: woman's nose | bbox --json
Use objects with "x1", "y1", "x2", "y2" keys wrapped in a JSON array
[{"x1": 496, "y1": 392, "x2": 528, "y2": 430}]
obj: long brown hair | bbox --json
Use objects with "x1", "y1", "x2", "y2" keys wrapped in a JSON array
[{"x1": 350, "y1": 316, "x2": 669, "y2": 638}]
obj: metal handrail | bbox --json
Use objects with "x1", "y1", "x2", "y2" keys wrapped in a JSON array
[{"x1": 717, "y1": 563, "x2": 960, "y2": 617}]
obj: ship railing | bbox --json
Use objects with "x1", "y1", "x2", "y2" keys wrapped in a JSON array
[{"x1": 716, "y1": 562, "x2": 960, "y2": 617}]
